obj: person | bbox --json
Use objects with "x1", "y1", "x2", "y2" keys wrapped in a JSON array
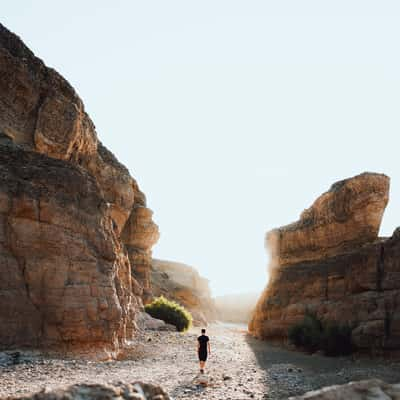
[{"x1": 197, "y1": 328, "x2": 210, "y2": 374}]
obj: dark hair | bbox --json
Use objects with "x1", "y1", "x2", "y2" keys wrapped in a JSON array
[{"x1": 201, "y1": 329, "x2": 206, "y2": 334}]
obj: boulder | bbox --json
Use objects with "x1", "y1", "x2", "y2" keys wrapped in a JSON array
[
  {"x1": 4, "y1": 382, "x2": 170, "y2": 400},
  {"x1": 249, "y1": 173, "x2": 400, "y2": 351},
  {"x1": 135, "y1": 312, "x2": 176, "y2": 331},
  {"x1": 289, "y1": 379, "x2": 400, "y2": 400}
]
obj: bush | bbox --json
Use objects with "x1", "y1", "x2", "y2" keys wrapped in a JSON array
[
  {"x1": 322, "y1": 324, "x2": 353, "y2": 356},
  {"x1": 288, "y1": 313, "x2": 353, "y2": 356},
  {"x1": 144, "y1": 296, "x2": 192, "y2": 332},
  {"x1": 288, "y1": 312, "x2": 322, "y2": 352}
]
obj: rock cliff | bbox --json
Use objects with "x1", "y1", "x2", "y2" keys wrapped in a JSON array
[
  {"x1": 151, "y1": 259, "x2": 217, "y2": 325},
  {"x1": 249, "y1": 173, "x2": 400, "y2": 351},
  {"x1": 0, "y1": 23, "x2": 158, "y2": 356}
]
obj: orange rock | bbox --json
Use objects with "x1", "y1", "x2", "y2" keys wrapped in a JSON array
[
  {"x1": 249, "y1": 173, "x2": 400, "y2": 351},
  {"x1": 0, "y1": 23, "x2": 159, "y2": 357}
]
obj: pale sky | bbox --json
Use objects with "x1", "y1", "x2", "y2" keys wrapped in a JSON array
[{"x1": 3, "y1": 1, "x2": 400, "y2": 296}]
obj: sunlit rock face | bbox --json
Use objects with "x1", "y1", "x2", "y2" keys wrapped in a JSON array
[
  {"x1": 267, "y1": 172, "x2": 389, "y2": 269},
  {"x1": 151, "y1": 259, "x2": 217, "y2": 326},
  {"x1": 0, "y1": 23, "x2": 158, "y2": 356},
  {"x1": 122, "y1": 205, "x2": 160, "y2": 304},
  {"x1": 249, "y1": 173, "x2": 400, "y2": 351}
]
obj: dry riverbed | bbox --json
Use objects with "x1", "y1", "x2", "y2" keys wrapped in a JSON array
[{"x1": 0, "y1": 323, "x2": 399, "y2": 400}]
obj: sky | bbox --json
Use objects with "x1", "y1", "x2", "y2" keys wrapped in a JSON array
[{"x1": 3, "y1": 1, "x2": 400, "y2": 296}]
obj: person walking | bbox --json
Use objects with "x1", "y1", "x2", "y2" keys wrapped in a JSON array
[{"x1": 197, "y1": 328, "x2": 210, "y2": 374}]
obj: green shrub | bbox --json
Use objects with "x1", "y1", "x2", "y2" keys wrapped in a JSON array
[
  {"x1": 288, "y1": 312, "x2": 322, "y2": 352},
  {"x1": 322, "y1": 324, "x2": 353, "y2": 356},
  {"x1": 144, "y1": 296, "x2": 192, "y2": 332},
  {"x1": 288, "y1": 313, "x2": 353, "y2": 356}
]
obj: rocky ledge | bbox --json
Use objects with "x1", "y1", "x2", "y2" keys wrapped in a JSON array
[
  {"x1": 0, "y1": 23, "x2": 158, "y2": 357},
  {"x1": 249, "y1": 172, "x2": 400, "y2": 351}
]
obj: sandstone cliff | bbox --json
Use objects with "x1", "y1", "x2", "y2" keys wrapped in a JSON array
[
  {"x1": 0, "y1": 23, "x2": 159, "y2": 356},
  {"x1": 249, "y1": 173, "x2": 400, "y2": 351},
  {"x1": 151, "y1": 259, "x2": 217, "y2": 325}
]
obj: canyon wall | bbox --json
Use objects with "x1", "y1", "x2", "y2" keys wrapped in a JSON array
[
  {"x1": 249, "y1": 173, "x2": 400, "y2": 350},
  {"x1": 151, "y1": 259, "x2": 217, "y2": 326},
  {"x1": 0, "y1": 23, "x2": 158, "y2": 356}
]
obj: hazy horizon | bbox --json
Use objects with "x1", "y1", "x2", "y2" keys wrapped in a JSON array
[{"x1": 4, "y1": 1, "x2": 400, "y2": 296}]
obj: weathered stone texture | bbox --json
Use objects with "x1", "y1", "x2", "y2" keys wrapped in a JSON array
[
  {"x1": 267, "y1": 172, "x2": 389, "y2": 269},
  {"x1": 0, "y1": 23, "x2": 159, "y2": 355},
  {"x1": 289, "y1": 379, "x2": 400, "y2": 400},
  {"x1": 151, "y1": 259, "x2": 217, "y2": 325},
  {"x1": 0, "y1": 144, "x2": 139, "y2": 357},
  {"x1": 122, "y1": 206, "x2": 160, "y2": 303},
  {"x1": 4, "y1": 382, "x2": 170, "y2": 400},
  {"x1": 249, "y1": 173, "x2": 400, "y2": 351}
]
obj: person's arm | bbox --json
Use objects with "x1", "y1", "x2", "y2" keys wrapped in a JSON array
[
  {"x1": 208, "y1": 341, "x2": 211, "y2": 355},
  {"x1": 197, "y1": 339, "x2": 200, "y2": 352}
]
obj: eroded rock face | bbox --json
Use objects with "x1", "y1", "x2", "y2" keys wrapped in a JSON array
[
  {"x1": 289, "y1": 379, "x2": 400, "y2": 400},
  {"x1": 249, "y1": 173, "x2": 400, "y2": 350},
  {"x1": 5, "y1": 382, "x2": 170, "y2": 400},
  {"x1": 151, "y1": 259, "x2": 217, "y2": 326},
  {"x1": 0, "y1": 144, "x2": 138, "y2": 357},
  {"x1": 0, "y1": 23, "x2": 159, "y2": 355},
  {"x1": 267, "y1": 173, "x2": 389, "y2": 269},
  {"x1": 122, "y1": 206, "x2": 160, "y2": 304}
]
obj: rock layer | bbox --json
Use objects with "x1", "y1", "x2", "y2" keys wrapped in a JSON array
[
  {"x1": 0, "y1": 23, "x2": 159, "y2": 355},
  {"x1": 122, "y1": 206, "x2": 159, "y2": 304},
  {"x1": 249, "y1": 173, "x2": 400, "y2": 350},
  {"x1": 267, "y1": 173, "x2": 389, "y2": 269},
  {"x1": 151, "y1": 259, "x2": 217, "y2": 325}
]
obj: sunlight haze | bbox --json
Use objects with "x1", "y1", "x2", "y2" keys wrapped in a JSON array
[{"x1": 4, "y1": 1, "x2": 400, "y2": 296}]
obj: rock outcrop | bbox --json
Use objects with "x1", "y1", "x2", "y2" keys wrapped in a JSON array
[
  {"x1": 290, "y1": 379, "x2": 400, "y2": 400},
  {"x1": 122, "y1": 205, "x2": 159, "y2": 304},
  {"x1": 249, "y1": 173, "x2": 400, "y2": 351},
  {"x1": 151, "y1": 259, "x2": 217, "y2": 326},
  {"x1": 4, "y1": 382, "x2": 170, "y2": 400},
  {"x1": 0, "y1": 23, "x2": 159, "y2": 356}
]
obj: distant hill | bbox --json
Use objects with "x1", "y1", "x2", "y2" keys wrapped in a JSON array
[{"x1": 214, "y1": 292, "x2": 260, "y2": 324}]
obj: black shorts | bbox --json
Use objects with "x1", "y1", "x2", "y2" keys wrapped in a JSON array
[{"x1": 198, "y1": 351, "x2": 207, "y2": 362}]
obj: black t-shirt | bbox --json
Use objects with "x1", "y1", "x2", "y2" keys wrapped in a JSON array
[{"x1": 198, "y1": 335, "x2": 209, "y2": 353}]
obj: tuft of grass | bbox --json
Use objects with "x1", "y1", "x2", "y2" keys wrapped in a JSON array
[{"x1": 144, "y1": 296, "x2": 192, "y2": 332}]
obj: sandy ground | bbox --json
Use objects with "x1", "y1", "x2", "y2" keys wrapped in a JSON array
[{"x1": 1, "y1": 323, "x2": 400, "y2": 400}]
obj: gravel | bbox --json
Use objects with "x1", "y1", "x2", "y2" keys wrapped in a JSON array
[{"x1": 0, "y1": 324, "x2": 399, "y2": 400}]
